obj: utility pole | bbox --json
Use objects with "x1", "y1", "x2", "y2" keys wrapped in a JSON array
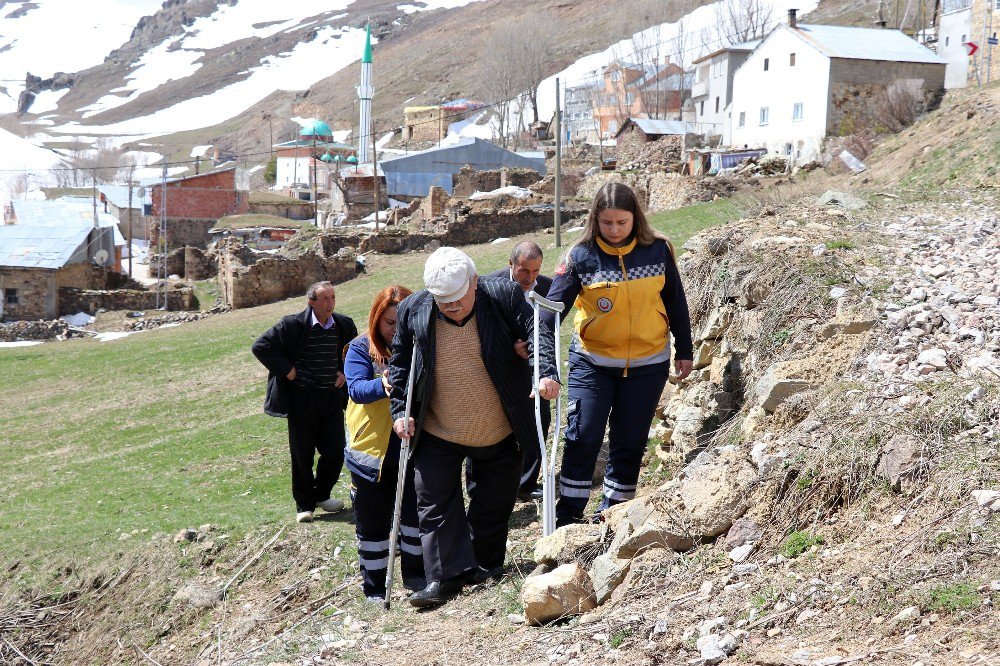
[
  {"x1": 157, "y1": 162, "x2": 167, "y2": 310},
  {"x1": 372, "y1": 125, "x2": 380, "y2": 232},
  {"x1": 554, "y1": 77, "x2": 562, "y2": 248},
  {"x1": 91, "y1": 170, "x2": 98, "y2": 227},
  {"x1": 127, "y1": 176, "x2": 134, "y2": 278}
]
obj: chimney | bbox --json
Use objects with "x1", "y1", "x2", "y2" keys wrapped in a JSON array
[{"x1": 788, "y1": 8, "x2": 798, "y2": 28}]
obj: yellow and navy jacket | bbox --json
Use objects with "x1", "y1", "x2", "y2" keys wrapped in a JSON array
[
  {"x1": 545, "y1": 236, "x2": 693, "y2": 370},
  {"x1": 344, "y1": 334, "x2": 397, "y2": 483}
]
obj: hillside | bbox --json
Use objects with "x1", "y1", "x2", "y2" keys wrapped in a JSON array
[{"x1": 0, "y1": 0, "x2": 893, "y2": 173}]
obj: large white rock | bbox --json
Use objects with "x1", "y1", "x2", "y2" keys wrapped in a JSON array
[
  {"x1": 755, "y1": 365, "x2": 812, "y2": 413},
  {"x1": 521, "y1": 562, "x2": 597, "y2": 625},
  {"x1": 533, "y1": 523, "x2": 602, "y2": 565},
  {"x1": 679, "y1": 449, "x2": 758, "y2": 538},
  {"x1": 589, "y1": 553, "x2": 632, "y2": 604}
]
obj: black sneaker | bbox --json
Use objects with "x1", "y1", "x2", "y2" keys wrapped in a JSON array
[{"x1": 517, "y1": 488, "x2": 543, "y2": 502}]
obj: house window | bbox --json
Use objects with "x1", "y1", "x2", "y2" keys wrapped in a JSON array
[
  {"x1": 793, "y1": 102, "x2": 804, "y2": 121},
  {"x1": 784, "y1": 143, "x2": 793, "y2": 156},
  {"x1": 790, "y1": 53, "x2": 796, "y2": 66},
  {"x1": 962, "y1": 34, "x2": 967, "y2": 42},
  {"x1": 738, "y1": 111, "x2": 746, "y2": 128},
  {"x1": 945, "y1": 36, "x2": 950, "y2": 46},
  {"x1": 715, "y1": 96, "x2": 720, "y2": 113},
  {"x1": 610, "y1": 70, "x2": 621, "y2": 81},
  {"x1": 608, "y1": 120, "x2": 617, "y2": 134},
  {"x1": 700, "y1": 100, "x2": 705, "y2": 115},
  {"x1": 4, "y1": 288, "x2": 18, "y2": 305},
  {"x1": 759, "y1": 107, "x2": 769, "y2": 125},
  {"x1": 625, "y1": 93, "x2": 634, "y2": 104},
  {"x1": 764, "y1": 58, "x2": 770, "y2": 71}
]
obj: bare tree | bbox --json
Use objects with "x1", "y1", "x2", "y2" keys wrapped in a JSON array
[
  {"x1": 476, "y1": 12, "x2": 555, "y2": 147},
  {"x1": 55, "y1": 137, "x2": 136, "y2": 186},
  {"x1": 715, "y1": 0, "x2": 775, "y2": 46}
]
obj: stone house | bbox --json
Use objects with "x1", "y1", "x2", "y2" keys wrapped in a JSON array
[
  {"x1": 403, "y1": 99, "x2": 487, "y2": 144},
  {"x1": 326, "y1": 163, "x2": 389, "y2": 221},
  {"x1": 0, "y1": 222, "x2": 117, "y2": 321},
  {"x1": 730, "y1": 10, "x2": 946, "y2": 164},
  {"x1": 613, "y1": 119, "x2": 695, "y2": 168},
  {"x1": 147, "y1": 167, "x2": 251, "y2": 250}
]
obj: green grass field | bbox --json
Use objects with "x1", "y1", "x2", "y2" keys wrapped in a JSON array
[{"x1": 0, "y1": 198, "x2": 740, "y2": 588}]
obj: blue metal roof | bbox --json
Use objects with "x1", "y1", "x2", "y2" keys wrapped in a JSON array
[
  {"x1": 0, "y1": 222, "x2": 93, "y2": 269},
  {"x1": 379, "y1": 138, "x2": 545, "y2": 197}
]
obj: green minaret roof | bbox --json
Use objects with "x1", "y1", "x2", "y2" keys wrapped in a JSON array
[{"x1": 362, "y1": 24, "x2": 372, "y2": 64}]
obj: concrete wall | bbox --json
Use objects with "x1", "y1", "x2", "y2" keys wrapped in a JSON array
[{"x1": 970, "y1": 0, "x2": 1000, "y2": 85}]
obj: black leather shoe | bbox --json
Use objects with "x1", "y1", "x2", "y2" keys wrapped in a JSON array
[
  {"x1": 407, "y1": 578, "x2": 463, "y2": 608},
  {"x1": 517, "y1": 488, "x2": 544, "y2": 502}
]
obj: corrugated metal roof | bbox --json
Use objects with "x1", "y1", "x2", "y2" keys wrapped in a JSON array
[
  {"x1": 98, "y1": 185, "x2": 145, "y2": 209},
  {"x1": 379, "y1": 138, "x2": 545, "y2": 197},
  {"x1": 0, "y1": 222, "x2": 92, "y2": 269},
  {"x1": 618, "y1": 118, "x2": 694, "y2": 138},
  {"x1": 790, "y1": 24, "x2": 945, "y2": 64},
  {"x1": 13, "y1": 200, "x2": 126, "y2": 247}
]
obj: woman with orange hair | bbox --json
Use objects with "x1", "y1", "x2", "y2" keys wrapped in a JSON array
[{"x1": 344, "y1": 285, "x2": 425, "y2": 602}]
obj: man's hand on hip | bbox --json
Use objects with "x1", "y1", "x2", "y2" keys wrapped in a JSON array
[
  {"x1": 286, "y1": 367, "x2": 297, "y2": 381},
  {"x1": 335, "y1": 371, "x2": 346, "y2": 388}
]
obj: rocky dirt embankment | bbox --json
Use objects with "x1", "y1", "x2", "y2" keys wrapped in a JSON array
[{"x1": 505, "y1": 189, "x2": 999, "y2": 664}]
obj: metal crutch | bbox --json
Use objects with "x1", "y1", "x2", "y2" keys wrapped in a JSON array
[
  {"x1": 528, "y1": 290, "x2": 564, "y2": 537},
  {"x1": 384, "y1": 351, "x2": 418, "y2": 609}
]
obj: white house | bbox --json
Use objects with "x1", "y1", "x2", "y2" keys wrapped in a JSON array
[
  {"x1": 690, "y1": 40, "x2": 758, "y2": 143},
  {"x1": 730, "y1": 10, "x2": 946, "y2": 163},
  {"x1": 938, "y1": 4, "x2": 973, "y2": 88}
]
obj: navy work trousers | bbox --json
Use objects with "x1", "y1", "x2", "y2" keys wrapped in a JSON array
[
  {"x1": 556, "y1": 355, "x2": 669, "y2": 526},
  {"x1": 349, "y1": 448, "x2": 423, "y2": 598}
]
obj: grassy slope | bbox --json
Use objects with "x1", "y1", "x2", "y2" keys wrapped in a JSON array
[{"x1": 0, "y1": 199, "x2": 739, "y2": 587}]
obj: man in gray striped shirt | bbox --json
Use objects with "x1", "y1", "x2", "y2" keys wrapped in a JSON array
[{"x1": 253, "y1": 282, "x2": 359, "y2": 523}]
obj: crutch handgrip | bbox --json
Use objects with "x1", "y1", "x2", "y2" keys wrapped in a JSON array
[{"x1": 528, "y1": 290, "x2": 565, "y2": 313}]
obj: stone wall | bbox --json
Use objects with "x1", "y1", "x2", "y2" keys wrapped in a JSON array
[
  {"x1": 184, "y1": 246, "x2": 217, "y2": 280},
  {"x1": 453, "y1": 165, "x2": 501, "y2": 198},
  {"x1": 615, "y1": 130, "x2": 684, "y2": 171},
  {"x1": 0, "y1": 319, "x2": 70, "y2": 342},
  {"x1": 827, "y1": 60, "x2": 946, "y2": 134},
  {"x1": 148, "y1": 217, "x2": 217, "y2": 250},
  {"x1": 422, "y1": 186, "x2": 450, "y2": 219},
  {"x1": 249, "y1": 201, "x2": 315, "y2": 220},
  {"x1": 577, "y1": 172, "x2": 697, "y2": 213},
  {"x1": 220, "y1": 240, "x2": 359, "y2": 309},
  {"x1": 0, "y1": 267, "x2": 54, "y2": 321},
  {"x1": 58, "y1": 286, "x2": 195, "y2": 315},
  {"x1": 500, "y1": 167, "x2": 543, "y2": 189}
]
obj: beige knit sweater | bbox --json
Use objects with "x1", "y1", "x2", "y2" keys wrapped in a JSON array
[{"x1": 423, "y1": 315, "x2": 512, "y2": 447}]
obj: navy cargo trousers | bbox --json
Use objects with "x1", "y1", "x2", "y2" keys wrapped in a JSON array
[{"x1": 556, "y1": 354, "x2": 669, "y2": 526}]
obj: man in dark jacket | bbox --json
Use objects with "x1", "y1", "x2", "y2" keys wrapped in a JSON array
[
  {"x1": 251, "y1": 281, "x2": 358, "y2": 524},
  {"x1": 390, "y1": 247, "x2": 560, "y2": 608},
  {"x1": 486, "y1": 241, "x2": 553, "y2": 501}
]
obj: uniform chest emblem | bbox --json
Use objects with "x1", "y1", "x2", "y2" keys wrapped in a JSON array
[{"x1": 597, "y1": 297, "x2": 614, "y2": 313}]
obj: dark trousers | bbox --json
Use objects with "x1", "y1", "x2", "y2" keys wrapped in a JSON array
[
  {"x1": 287, "y1": 386, "x2": 346, "y2": 512},
  {"x1": 412, "y1": 432, "x2": 521, "y2": 582},
  {"x1": 556, "y1": 356, "x2": 669, "y2": 525},
  {"x1": 518, "y1": 399, "x2": 551, "y2": 493},
  {"x1": 349, "y1": 450, "x2": 423, "y2": 597}
]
